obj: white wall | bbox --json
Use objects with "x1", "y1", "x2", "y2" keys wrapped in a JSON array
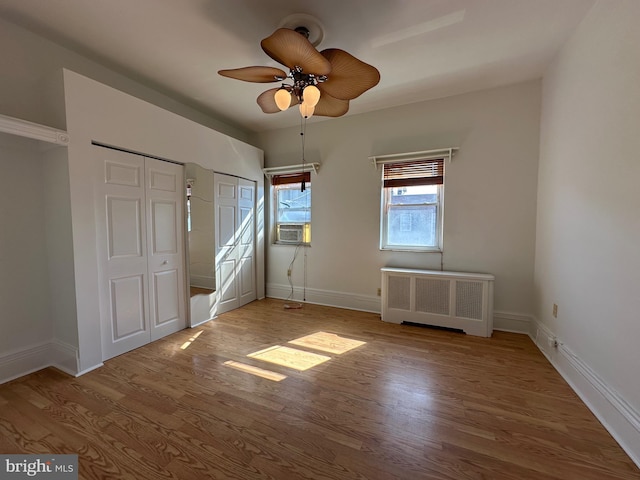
[
  {"x1": 535, "y1": 0, "x2": 640, "y2": 462},
  {"x1": 0, "y1": 134, "x2": 53, "y2": 361},
  {"x1": 257, "y1": 81, "x2": 540, "y2": 320},
  {"x1": 61, "y1": 70, "x2": 264, "y2": 372},
  {"x1": 0, "y1": 17, "x2": 250, "y2": 143},
  {"x1": 42, "y1": 147, "x2": 78, "y2": 348}
]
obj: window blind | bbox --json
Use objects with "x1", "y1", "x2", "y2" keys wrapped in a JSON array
[
  {"x1": 271, "y1": 171, "x2": 311, "y2": 186},
  {"x1": 383, "y1": 159, "x2": 444, "y2": 188}
]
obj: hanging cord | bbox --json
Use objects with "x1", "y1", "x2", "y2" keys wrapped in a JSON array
[
  {"x1": 301, "y1": 114, "x2": 308, "y2": 303},
  {"x1": 284, "y1": 115, "x2": 308, "y2": 310},
  {"x1": 303, "y1": 244, "x2": 307, "y2": 302},
  {"x1": 300, "y1": 114, "x2": 307, "y2": 191},
  {"x1": 284, "y1": 244, "x2": 302, "y2": 309},
  {"x1": 283, "y1": 113, "x2": 313, "y2": 309}
]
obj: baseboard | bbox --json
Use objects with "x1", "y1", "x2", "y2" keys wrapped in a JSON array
[
  {"x1": 266, "y1": 284, "x2": 535, "y2": 333},
  {"x1": 0, "y1": 341, "x2": 52, "y2": 384},
  {"x1": 50, "y1": 339, "x2": 79, "y2": 376},
  {"x1": 266, "y1": 283, "x2": 381, "y2": 314},
  {"x1": 0, "y1": 339, "x2": 79, "y2": 384},
  {"x1": 529, "y1": 318, "x2": 640, "y2": 468},
  {"x1": 493, "y1": 312, "x2": 531, "y2": 334},
  {"x1": 189, "y1": 274, "x2": 215, "y2": 289}
]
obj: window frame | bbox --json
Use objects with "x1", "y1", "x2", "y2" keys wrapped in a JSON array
[
  {"x1": 379, "y1": 158, "x2": 445, "y2": 252},
  {"x1": 271, "y1": 172, "x2": 312, "y2": 246}
]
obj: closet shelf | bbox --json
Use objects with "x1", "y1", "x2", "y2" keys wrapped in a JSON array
[{"x1": 0, "y1": 113, "x2": 69, "y2": 146}]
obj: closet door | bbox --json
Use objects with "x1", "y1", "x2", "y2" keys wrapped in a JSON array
[
  {"x1": 214, "y1": 173, "x2": 239, "y2": 314},
  {"x1": 214, "y1": 173, "x2": 256, "y2": 315},
  {"x1": 95, "y1": 147, "x2": 186, "y2": 360},
  {"x1": 145, "y1": 158, "x2": 186, "y2": 341},
  {"x1": 237, "y1": 177, "x2": 256, "y2": 308},
  {"x1": 96, "y1": 148, "x2": 151, "y2": 359}
]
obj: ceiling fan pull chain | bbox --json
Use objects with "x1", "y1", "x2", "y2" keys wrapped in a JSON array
[{"x1": 300, "y1": 117, "x2": 306, "y2": 192}]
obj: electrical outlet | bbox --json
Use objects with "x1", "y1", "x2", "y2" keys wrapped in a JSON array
[
  {"x1": 552, "y1": 303, "x2": 558, "y2": 318},
  {"x1": 377, "y1": 288, "x2": 381, "y2": 296},
  {"x1": 287, "y1": 269, "x2": 292, "y2": 277},
  {"x1": 547, "y1": 335, "x2": 558, "y2": 349}
]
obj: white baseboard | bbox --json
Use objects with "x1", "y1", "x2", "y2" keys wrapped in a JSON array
[
  {"x1": 189, "y1": 274, "x2": 215, "y2": 289},
  {"x1": 266, "y1": 283, "x2": 381, "y2": 314},
  {"x1": 50, "y1": 339, "x2": 79, "y2": 376},
  {"x1": 493, "y1": 312, "x2": 531, "y2": 334},
  {"x1": 0, "y1": 341, "x2": 52, "y2": 384},
  {"x1": 0, "y1": 339, "x2": 79, "y2": 384},
  {"x1": 529, "y1": 318, "x2": 640, "y2": 468},
  {"x1": 267, "y1": 284, "x2": 536, "y2": 335},
  {"x1": 75, "y1": 362, "x2": 103, "y2": 377}
]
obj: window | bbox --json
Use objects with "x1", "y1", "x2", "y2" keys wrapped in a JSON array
[
  {"x1": 186, "y1": 181, "x2": 192, "y2": 232},
  {"x1": 272, "y1": 172, "x2": 311, "y2": 245},
  {"x1": 380, "y1": 158, "x2": 444, "y2": 251}
]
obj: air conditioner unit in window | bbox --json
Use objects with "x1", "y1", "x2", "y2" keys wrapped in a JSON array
[{"x1": 278, "y1": 224, "x2": 304, "y2": 244}]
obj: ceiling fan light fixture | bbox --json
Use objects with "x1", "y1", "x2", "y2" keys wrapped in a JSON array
[
  {"x1": 302, "y1": 85, "x2": 321, "y2": 108},
  {"x1": 299, "y1": 103, "x2": 315, "y2": 118},
  {"x1": 274, "y1": 87, "x2": 292, "y2": 111},
  {"x1": 219, "y1": 19, "x2": 380, "y2": 120}
]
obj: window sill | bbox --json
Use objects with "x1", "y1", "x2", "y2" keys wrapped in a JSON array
[
  {"x1": 380, "y1": 247, "x2": 442, "y2": 253},
  {"x1": 273, "y1": 242, "x2": 311, "y2": 247}
]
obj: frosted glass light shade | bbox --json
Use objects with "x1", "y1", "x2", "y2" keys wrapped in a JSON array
[
  {"x1": 299, "y1": 103, "x2": 315, "y2": 118},
  {"x1": 274, "y1": 88, "x2": 292, "y2": 111},
  {"x1": 302, "y1": 85, "x2": 321, "y2": 107}
]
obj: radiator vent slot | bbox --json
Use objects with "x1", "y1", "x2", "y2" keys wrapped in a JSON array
[
  {"x1": 388, "y1": 276, "x2": 411, "y2": 310},
  {"x1": 381, "y1": 268, "x2": 494, "y2": 337},
  {"x1": 416, "y1": 278, "x2": 449, "y2": 315},
  {"x1": 456, "y1": 280, "x2": 484, "y2": 320}
]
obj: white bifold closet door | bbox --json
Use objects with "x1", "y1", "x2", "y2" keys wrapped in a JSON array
[
  {"x1": 214, "y1": 173, "x2": 256, "y2": 315},
  {"x1": 95, "y1": 146, "x2": 186, "y2": 361}
]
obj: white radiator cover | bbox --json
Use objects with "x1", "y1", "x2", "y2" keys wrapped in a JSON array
[{"x1": 381, "y1": 268, "x2": 495, "y2": 337}]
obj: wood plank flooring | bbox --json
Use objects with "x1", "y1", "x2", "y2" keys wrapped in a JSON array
[{"x1": 1, "y1": 298, "x2": 638, "y2": 479}]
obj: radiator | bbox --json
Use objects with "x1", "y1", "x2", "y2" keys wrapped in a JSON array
[{"x1": 381, "y1": 268, "x2": 494, "y2": 337}]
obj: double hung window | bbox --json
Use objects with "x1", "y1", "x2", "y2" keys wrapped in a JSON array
[
  {"x1": 272, "y1": 172, "x2": 311, "y2": 245},
  {"x1": 380, "y1": 158, "x2": 444, "y2": 251}
]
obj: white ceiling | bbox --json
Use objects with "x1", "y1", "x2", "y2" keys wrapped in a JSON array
[{"x1": 0, "y1": 0, "x2": 594, "y2": 133}]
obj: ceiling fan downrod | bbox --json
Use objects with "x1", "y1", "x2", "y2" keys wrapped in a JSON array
[{"x1": 294, "y1": 26, "x2": 310, "y2": 39}]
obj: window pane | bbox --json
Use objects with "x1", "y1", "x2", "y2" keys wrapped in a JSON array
[
  {"x1": 387, "y1": 204, "x2": 437, "y2": 247},
  {"x1": 276, "y1": 184, "x2": 311, "y2": 223},
  {"x1": 389, "y1": 184, "x2": 438, "y2": 205}
]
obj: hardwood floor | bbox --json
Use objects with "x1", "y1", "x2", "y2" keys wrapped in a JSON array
[
  {"x1": 190, "y1": 286, "x2": 214, "y2": 297},
  {"x1": 1, "y1": 298, "x2": 638, "y2": 479}
]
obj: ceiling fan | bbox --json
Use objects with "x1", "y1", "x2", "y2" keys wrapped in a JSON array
[{"x1": 218, "y1": 24, "x2": 380, "y2": 119}]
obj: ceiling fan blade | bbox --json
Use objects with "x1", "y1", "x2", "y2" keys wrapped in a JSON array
[
  {"x1": 261, "y1": 28, "x2": 331, "y2": 75},
  {"x1": 257, "y1": 88, "x2": 299, "y2": 114},
  {"x1": 319, "y1": 49, "x2": 381, "y2": 100},
  {"x1": 314, "y1": 93, "x2": 349, "y2": 117},
  {"x1": 218, "y1": 66, "x2": 286, "y2": 83}
]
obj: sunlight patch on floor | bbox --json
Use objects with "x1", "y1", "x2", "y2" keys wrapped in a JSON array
[
  {"x1": 288, "y1": 331, "x2": 366, "y2": 354},
  {"x1": 180, "y1": 330, "x2": 203, "y2": 350},
  {"x1": 223, "y1": 360, "x2": 287, "y2": 382},
  {"x1": 247, "y1": 345, "x2": 331, "y2": 371}
]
